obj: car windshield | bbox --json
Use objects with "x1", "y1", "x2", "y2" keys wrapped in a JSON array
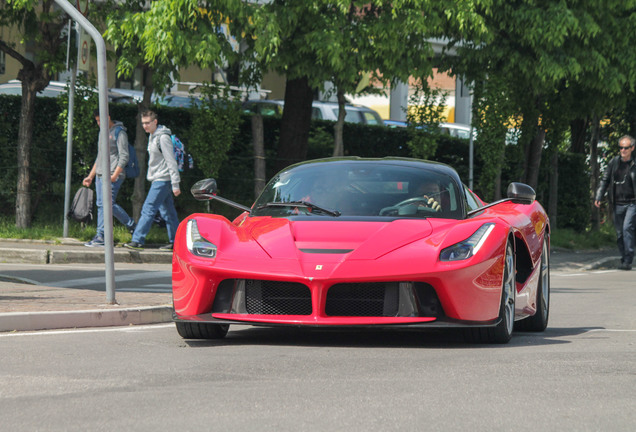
[{"x1": 251, "y1": 161, "x2": 464, "y2": 219}]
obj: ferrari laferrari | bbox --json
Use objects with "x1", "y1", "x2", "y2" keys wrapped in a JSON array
[{"x1": 172, "y1": 157, "x2": 550, "y2": 344}]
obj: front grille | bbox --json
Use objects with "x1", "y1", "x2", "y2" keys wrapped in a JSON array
[
  {"x1": 245, "y1": 280, "x2": 312, "y2": 315},
  {"x1": 325, "y1": 283, "x2": 399, "y2": 316}
]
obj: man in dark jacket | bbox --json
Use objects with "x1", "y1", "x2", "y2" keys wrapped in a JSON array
[{"x1": 595, "y1": 135, "x2": 636, "y2": 270}]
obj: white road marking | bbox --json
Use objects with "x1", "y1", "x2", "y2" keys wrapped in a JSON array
[
  {"x1": 0, "y1": 323, "x2": 174, "y2": 338},
  {"x1": 118, "y1": 288, "x2": 171, "y2": 293},
  {"x1": 552, "y1": 270, "x2": 618, "y2": 277},
  {"x1": 586, "y1": 329, "x2": 636, "y2": 333}
]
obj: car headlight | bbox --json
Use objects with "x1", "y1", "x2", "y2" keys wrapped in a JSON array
[
  {"x1": 186, "y1": 219, "x2": 217, "y2": 258},
  {"x1": 440, "y1": 223, "x2": 495, "y2": 261}
]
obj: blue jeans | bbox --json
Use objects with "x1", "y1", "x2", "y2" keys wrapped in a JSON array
[
  {"x1": 613, "y1": 203, "x2": 636, "y2": 264},
  {"x1": 95, "y1": 175, "x2": 135, "y2": 239},
  {"x1": 132, "y1": 181, "x2": 179, "y2": 245}
]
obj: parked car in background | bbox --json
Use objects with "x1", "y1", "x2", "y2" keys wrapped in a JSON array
[
  {"x1": 108, "y1": 88, "x2": 203, "y2": 108},
  {"x1": 243, "y1": 99, "x2": 384, "y2": 126},
  {"x1": 384, "y1": 119, "x2": 476, "y2": 139},
  {"x1": 0, "y1": 80, "x2": 135, "y2": 103},
  {"x1": 439, "y1": 123, "x2": 474, "y2": 139},
  {"x1": 242, "y1": 99, "x2": 284, "y2": 116},
  {"x1": 384, "y1": 119, "x2": 408, "y2": 128}
]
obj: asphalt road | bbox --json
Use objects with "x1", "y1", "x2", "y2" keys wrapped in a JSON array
[{"x1": 0, "y1": 266, "x2": 634, "y2": 431}]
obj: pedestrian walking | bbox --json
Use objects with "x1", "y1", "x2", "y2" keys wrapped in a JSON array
[
  {"x1": 82, "y1": 109, "x2": 136, "y2": 247},
  {"x1": 124, "y1": 110, "x2": 180, "y2": 251},
  {"x1": 594, "y1": 135, "x2": 636, "y2": 270}
]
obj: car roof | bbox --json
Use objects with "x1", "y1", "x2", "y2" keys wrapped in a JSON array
[
  {"x1": 109, "y1": 88, "x2": 203, "y2": 107},
  {"x1": 243, "y1": 99, "x2": 384, "y2": 125},
  {"x1": 0, "y1": 80, "x2": 135, "y2": 103},
  {"x1": 281, "y1": 156, "x2": 463, "y2": 183}
]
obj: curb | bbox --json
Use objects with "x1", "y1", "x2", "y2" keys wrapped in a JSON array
[
  {"x1": 0, "y1": 305, "x2": 174, "y2": 333},
  {"x1": 0, "y1": 248, "x2": 48, "y2": 264},
  {"x1": 0, "y1": 247, "x2": 172, "y2": 264},
  {"x1": 585, "y1": 256, "x2": 621, "y2": 270}
]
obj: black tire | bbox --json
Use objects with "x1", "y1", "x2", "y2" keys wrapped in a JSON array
[
  {"x1": 465, "y1": 240, "x2": 515, "y2": 344},
  {"x1": 516, "y1": 235, "x2": 550, "y2": 332},
  {"x1": 175, "y1": 321, "x2": 230, "y2": 339}
]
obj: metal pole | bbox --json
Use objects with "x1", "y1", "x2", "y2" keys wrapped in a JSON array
[
  {"x1": 468, "y1": 93, "x2": 474, "y2": 190},
  {"x1": 54, "y1": 0, "x2": 116, "y2": 304},
  {"x1": 62, "y1": 65, "x2": 76, "y2": 238},
  {"x1": 469, "y1": 128, "x2": 474, "y2": 190},
  {"x1": 62, "y1": 20, "x2": 78, "y2": 238}
]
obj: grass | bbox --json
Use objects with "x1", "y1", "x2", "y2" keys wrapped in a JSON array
[
  {"x1": 0, "y1": 217, "x2": 171, "y2": 245},
  {"x1": 550, "y1": 225, "x2": 615, "y2": 250}
]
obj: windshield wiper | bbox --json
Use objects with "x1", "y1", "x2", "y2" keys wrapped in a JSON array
[{"x1": 257, "y1": 201, "x2": 341, "y2": 217}]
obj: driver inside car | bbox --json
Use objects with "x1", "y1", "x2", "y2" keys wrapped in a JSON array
[{"x1": 414, "y1": 180, "x2": 442, "y2": 212}]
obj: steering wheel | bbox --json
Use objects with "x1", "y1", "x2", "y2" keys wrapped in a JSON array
[{"x1": 379, "y1": 197, "x2": 437, "y2": 216}]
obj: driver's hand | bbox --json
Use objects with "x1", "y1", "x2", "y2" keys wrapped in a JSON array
[{"x1": 422, "y1": 196, "x2": 441, "y2": 211}]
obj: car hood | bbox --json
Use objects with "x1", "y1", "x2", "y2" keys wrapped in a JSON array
[{"x1": 246, "y1": 218, "x2": 433, "y2": 261}]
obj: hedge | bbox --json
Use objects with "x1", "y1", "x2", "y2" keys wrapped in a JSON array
[{"x1": 0, "y1": 94, "x2": 589, "y2": 231}]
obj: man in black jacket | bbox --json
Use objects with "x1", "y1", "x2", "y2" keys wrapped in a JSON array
[{"x1": 595, "y1": 135, "x2": 636, "y2": 270}]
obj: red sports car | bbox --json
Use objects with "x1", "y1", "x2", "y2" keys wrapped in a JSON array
[{"x1": 172, "y1": 157, "x2": 550, "y2": 344}]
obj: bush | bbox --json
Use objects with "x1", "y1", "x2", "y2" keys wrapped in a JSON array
[{"x1": 1, "y1": 96, "x2": 590, "y2": 236}]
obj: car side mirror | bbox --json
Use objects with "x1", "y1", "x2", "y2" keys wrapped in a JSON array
[
  {"x1": 191, "y1": 178, "x2": 218, "y2": 201},
  {"x1": 507, "y1": 182, "x2": 535, "y2": 204}
]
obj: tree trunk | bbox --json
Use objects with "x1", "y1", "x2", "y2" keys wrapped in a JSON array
[
  {"x1": 15, "y1": 68, "x2": 49, "y2": 228},
  {"x1": 332, "y1": 89, "x2": 346, "y2": 157},
  {"x1": 275, "y1": 76, "x2": 314, "y2": 173},
  {"x1": 548, "y1": 152, "x2": 558, "y2": 229},
  {"x1": 521, "y1": 120, "x2": 545, "y2": 190},
  {"x1": 252, "y1": 113, "x2": 266, "y2": 198},
  {"x1": 570, "y1": 118, "x2": 588, "y2": 154},
  {"x1": 589, "y1": 116, "x2": 601, "y2": 231},
  {"x1": 493, "y1": 135, "x2": 508, "y2": 201},
  {"x1": 15, "y1": 86, "x2": 37, "y2": 228}
]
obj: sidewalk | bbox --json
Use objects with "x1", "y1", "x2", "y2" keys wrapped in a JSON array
[
  {"x1": 0, "y1": 238, "x2": 173, "y2": 332},
  {"x1": 0, "y1": 238, "x2": 620, "y2": 333}
]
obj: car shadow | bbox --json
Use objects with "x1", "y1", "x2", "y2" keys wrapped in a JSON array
[{"x1": 182, "y1": 325, "x2": 604, "y2": 349}]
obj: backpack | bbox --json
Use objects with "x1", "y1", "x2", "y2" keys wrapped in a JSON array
[
  {"x1": 67, "y1": 187, "x2": 94, "y2": 223},
  {"x1": 159, "y1": 134, "x2": 194, "y2": 172},
  {"x1": 114, "y1": 126, "x2": 139, "y2": 179}
]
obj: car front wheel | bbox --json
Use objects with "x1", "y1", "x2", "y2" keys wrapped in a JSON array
[
  {"x1": 175, "y1": 321, "x2": 230, "y2": 339},
  {"x1": 465, "y1": 240, "x2": 515, "y2": 344}
]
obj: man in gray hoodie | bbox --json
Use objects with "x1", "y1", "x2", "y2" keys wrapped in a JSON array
[
  {"x1": 83, "y1": 109, "x2": 137, "y2": 247},
  {"x1": 124, "y1": 110, "x2": 180, "y2": 250}
]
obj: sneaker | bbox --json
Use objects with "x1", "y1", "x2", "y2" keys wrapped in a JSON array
[
  {"x1": 618, "y1": 262, "x2": 632, "y2": 271},
  {"x1": 123, "y1": 241, "x2": 144, "y2": 251},
  {"x1": 159, "y1": 243, "x2": 173, "y2": 251},
  {"x1": 85, "y1": 236, "x2": 105, "y2": 247},
  {"x1": 128, "y1": 222, "x2": 137, "y2": 235}
]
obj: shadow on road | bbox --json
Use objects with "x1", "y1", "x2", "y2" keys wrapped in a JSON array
[{"x1": 181, "y1": 325, "x2": 604, "y2": 349}]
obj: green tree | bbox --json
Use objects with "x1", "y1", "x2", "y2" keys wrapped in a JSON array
[
  {"x1": 246, "y1": 0, "x2": 490, "y2": 171},
  {"x1": 188, "y1": 85, "x2": 243, "y2": 180},
  {"x1": 405, "y1": 81, "x2": 448, "y2": 160},
  {"x1": 102, "y1": 0, "x2": 244, "y2": 217},
  {"x1": 0, "y1": 0, "x2": 68, "y2": 227},
  {"x1": 446, "y1": 0, "x2": 636, "y2": 193}
]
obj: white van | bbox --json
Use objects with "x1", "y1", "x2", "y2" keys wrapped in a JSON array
[{"x1": 243, "y1": 99, "x2": 384, "y2": 126}]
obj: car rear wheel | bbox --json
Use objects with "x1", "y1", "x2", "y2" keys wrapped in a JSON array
[
  {"x1": 175, "y1": 322, "x2": 230, "y2": 339},
  {"x1": 465, "y1": 240, "x2": 515, "y2": 344},
  {"x1": 516, "y1": 235, "x2": 550, "y2": 332}
]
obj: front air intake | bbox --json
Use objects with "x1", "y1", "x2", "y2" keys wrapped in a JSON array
[{"x1": 245, "y1": 280, "x2": 312, "y2": 315}]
